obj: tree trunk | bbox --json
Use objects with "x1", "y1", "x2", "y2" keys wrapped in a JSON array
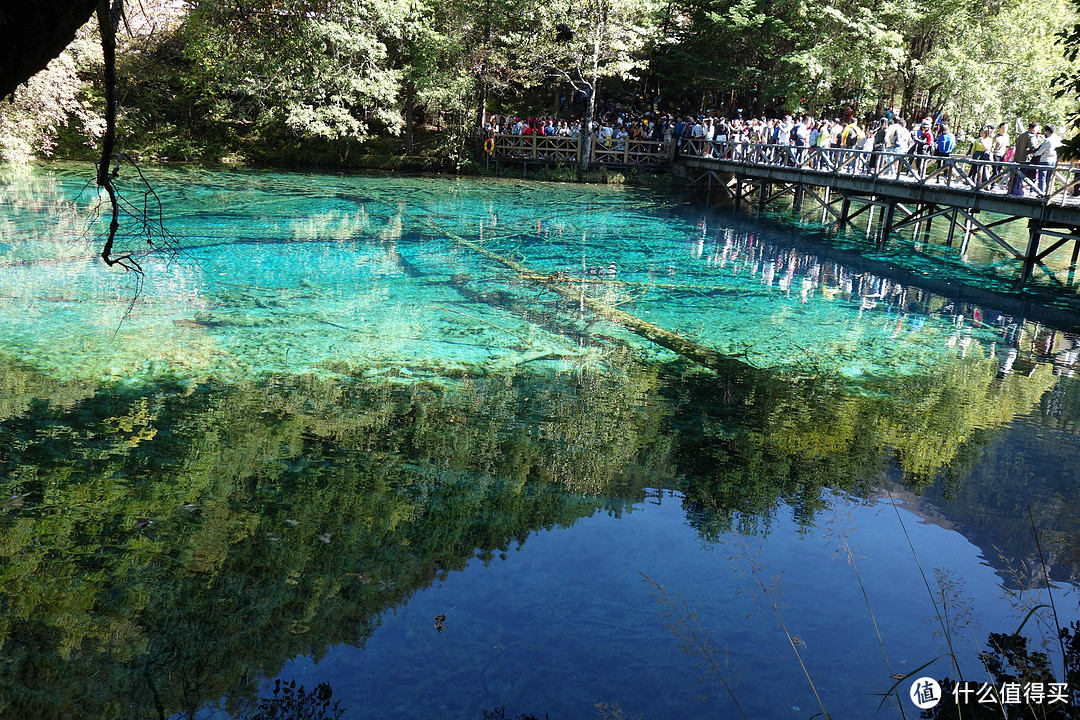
[
  {"x1": 475, "y1": 80, "x2": 488, "y2": 137},
  {"x1": 901, "y1": 70, "x2": 917, "y2": 120},
  {"x1": 404, "y1": 82, "x2": 415, "y2": 155},
  {"x1": 579, "y1": 21, "x2": 602, "y2": 172}
]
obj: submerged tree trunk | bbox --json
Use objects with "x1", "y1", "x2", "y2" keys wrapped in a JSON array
[{"x1": 431, "y1": 220, "x2": 755, "y2": 376}]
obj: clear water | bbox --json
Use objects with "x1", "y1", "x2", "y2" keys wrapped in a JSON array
[
  {"x1": 1, "y1": 163, "x2": 1079, "y2": 720},
  {"x1": 0, "y1": 164, "x2": 1048, "y2": 382},
  {"x1": 758, "y1": 186, "x2": 1080, "y2": 310}
]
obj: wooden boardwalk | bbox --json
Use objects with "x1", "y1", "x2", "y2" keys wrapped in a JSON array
[
  {"x1": 486, "y1": 133, "x2": 672, "y2": 174},
  {"x1": 679, "y1": 139, "x2": 1080, "y2": 288},
  {"x1": 480, "y1": 132, "x2": 1080, "y2": 291}
]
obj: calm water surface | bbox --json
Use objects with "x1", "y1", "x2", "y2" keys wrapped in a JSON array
[{"x1": 1, "y1": 163, "x2": 1079, "y2": 720}]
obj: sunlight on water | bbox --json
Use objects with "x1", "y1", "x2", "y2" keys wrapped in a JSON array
[{"x1": 0, "y1": 164, "x2": 1031, "y2": 384}]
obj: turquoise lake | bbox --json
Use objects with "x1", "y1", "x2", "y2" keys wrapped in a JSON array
[{"x1": 1, "y1": 163, "x2": 1079, "y2": 719}]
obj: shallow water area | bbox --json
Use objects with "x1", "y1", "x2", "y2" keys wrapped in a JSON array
[
  {"x1": 2, "y1": 163, "x2": 1080, "y2": 720},
  {"x1": 0, "y1": 163, "x2": 1035, "y2": 383}
]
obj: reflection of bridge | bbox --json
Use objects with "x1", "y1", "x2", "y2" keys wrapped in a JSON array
[
  {"x1": 484, "y1": 133, "x2": 1080, "y2": 289},
  {"x1": 679, "y1": 139, "x2": 1080, "y2": 288}
]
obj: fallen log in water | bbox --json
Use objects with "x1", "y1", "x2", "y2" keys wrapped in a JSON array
[{"x1": 429, "y1": 223, "x2": 755, "y2": 375}]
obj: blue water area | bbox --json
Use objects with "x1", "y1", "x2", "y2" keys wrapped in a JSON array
[
  {"x1": 262, "y1": 492, "x2": 1072, "y2": 720},
  {"x1": 1, "y1": 163, "x2": 1079, "y2": 720}
]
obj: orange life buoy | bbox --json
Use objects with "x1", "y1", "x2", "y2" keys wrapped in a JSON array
[{"x1": 484, "y1": 137, "x2": 495, "y2": 154}]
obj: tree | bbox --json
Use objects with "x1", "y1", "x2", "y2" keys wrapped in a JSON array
[
  {"x1": 0, "y1": 27, "x2": 104, "y2": 163},
  {"x1": 181, "y1": 0, "x2": 409, "y2": 162},
  {"x1": 652, "y1": 0, "x2": 814, "y2": 116},
  {"x1": 1056, "y1": 0, "x2": 1080, "y2": 157},
  {"x1": 796, "y1": 0, "x2": 905, "y2": 113},
  {"x1": 543, "y1": 0, "x2": 656, "y2": 167},
  {"x1": 388, "y1": 0, "x2": 472, "y2": 158}
]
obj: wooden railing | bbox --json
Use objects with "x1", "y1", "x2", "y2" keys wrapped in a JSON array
[
  {"x1": 681, "y1": 138, "x2": 1080, "y2": 205},
  {"x1": 487, "y1": 133, "x2": 674, "y2": 167},
  {"x1": 490, "y1": 133, "x2": 581, "y2": 163},
  {"x1": 591, "y1": 137, "x2": 673, "y2": 167}
]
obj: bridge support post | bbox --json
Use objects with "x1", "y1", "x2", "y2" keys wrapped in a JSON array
[
  {"x1": 820, "y1": 186, "x2": 832, "y2": 224},
  {"x1": 735, "y1": 178, "x2": 743, "y2": 210},
  {"x1": 759, "y1": 181, "x2": 769, "y2": 213},
  {"x1": 945, "y1": 207, "x2": 959, "y2": 248},
  {"x1": 838, "y1": 195, "x2": 851, "y2": 230},
  {"x1": 960, "y1": 213, "x2": 974, "y2": 259},
  {"x1": 1019, "y1": 222, "x2": 1042, "y2": 287},
  {"x1": 793, "y1": 183, "x2": 804, "y2": 214},
  {"x1": 881, "y1": 202, "x2": 896, "y2": 245},
  {"x1": 1069, "y1": 236, "x2": 1080, "y2": 287}
]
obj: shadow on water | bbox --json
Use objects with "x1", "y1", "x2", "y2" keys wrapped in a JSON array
[{"x1": 2, "y1": 336, "x2": 1080, "y2": 718}]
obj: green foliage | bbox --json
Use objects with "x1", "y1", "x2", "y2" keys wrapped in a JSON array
[
  {"x1": 6, "y1": 0, "x2": 1080, "y2": 162},
  {"x1": 912, "y1": 0, "x2": 1080, "y2": 130},
  {"x1": 655, "y1": 0, "x2": 811, "y2": 112},
  {"x1": 1055, "y1": 0, "x2": 1080, "y2": 156},
  {"x1": 678, "y1": 350, "x2": 1060, "y2": 537},
  {"x1": 0, "y1": 355, "x2": 669, "y2": 718},
  {"x1": 180, "y1": 0, "x2": 407, "y2": 158}
]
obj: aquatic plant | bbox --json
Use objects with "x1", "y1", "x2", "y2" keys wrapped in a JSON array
[{"x1": 642, "y1": 573, "x2": 749, "y2": 719}]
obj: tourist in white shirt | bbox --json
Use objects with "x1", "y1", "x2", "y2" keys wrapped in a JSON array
[{"x1": 1033, "y1": 125, "x2": 1062, "y2": 193}]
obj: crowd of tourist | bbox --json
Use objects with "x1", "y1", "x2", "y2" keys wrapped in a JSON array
[{"x1": 485, "y1": 106, "x2": 1066, "y2": 196}]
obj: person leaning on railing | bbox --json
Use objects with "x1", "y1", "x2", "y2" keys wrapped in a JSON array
[
  {"x1": 885, "y1": 117, "x2": 913, "y2": 175},
  {"x1": 809, "y1": 119, "x2": 831, "y2": 170},
  {"x1": 870, "y1": 118, "x2": 888, "y2": 173},
  {"x1": 1010, "y1": 122, "x2": 1038, "y2": 196},
  {"x1": 970, "y1": 125, "x2": 993, "y2": 185},
  {"x1": 840, "y1": 119, "x2": 865, "y2": 173},
  {"x1": 933, "y1": 124, "x2": 956, "y2": 185},
  {"x1": 1032, "y1": 125, "x2": 1062, "y2": 194}
]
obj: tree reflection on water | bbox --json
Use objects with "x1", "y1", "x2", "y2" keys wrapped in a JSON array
[{"x1": 0, "y1": 338, "x2": 1077, "y2": 718}]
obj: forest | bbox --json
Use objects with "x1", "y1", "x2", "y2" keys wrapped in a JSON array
[{"x1": 4, "y1": 0, "x2": 1080, "y2": 167}]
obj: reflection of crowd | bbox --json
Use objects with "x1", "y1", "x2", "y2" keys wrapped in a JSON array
[{"x1": 696, "y1": 225, "x2": 1080, "y2": 376}]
